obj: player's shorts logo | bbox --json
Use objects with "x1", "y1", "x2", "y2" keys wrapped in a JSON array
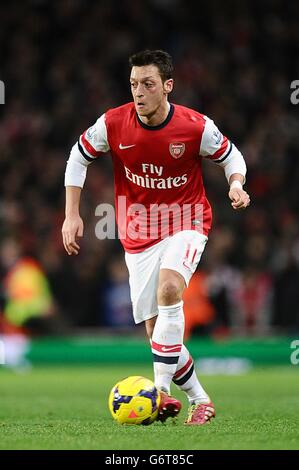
[{"x1": 169, "y1": 142, "x2": 185, "y2": 159}]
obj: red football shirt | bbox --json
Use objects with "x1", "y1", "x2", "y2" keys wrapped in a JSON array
[{"x1": 79, "y1": 102, "x2": 231, "y2": 253}]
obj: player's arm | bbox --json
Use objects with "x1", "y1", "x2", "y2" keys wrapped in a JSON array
[
  {"x1": 62, "y1": 114, "x2": 110, "y2": 255},
  {"x1": 200, "y1": 116, "x2": 250, "y2": 210},
  {"x1": 227, "y1": 173, "x2": 250, "y2": 210},
  {"x1": 62, "y1": 186, "x2": 83, "y2": 255}
]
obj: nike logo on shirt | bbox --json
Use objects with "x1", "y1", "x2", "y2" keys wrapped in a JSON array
[
  {"x1": 119, "y1": 143, "x2": 136, "y2": 150},
  {"x1": 161, "y1": 346, "x2": 181, "y2": 352}
]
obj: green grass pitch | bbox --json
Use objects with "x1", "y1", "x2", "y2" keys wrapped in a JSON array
[{"x1": 0, "y1": 364, "x2": 298, "y2": 450}]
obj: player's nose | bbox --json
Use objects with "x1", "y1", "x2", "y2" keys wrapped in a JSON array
[{"x1": 135, "y1": 84, "x2": 144, "y2": 97}]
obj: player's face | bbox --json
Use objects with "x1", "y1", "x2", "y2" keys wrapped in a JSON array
[{"x1": 130, "y1": 65, "x2": 173, "y2": 117}]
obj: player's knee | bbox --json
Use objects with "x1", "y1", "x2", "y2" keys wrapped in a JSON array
[{"x1": 157, "y1": 280, "x2": 181, "y2": 305}]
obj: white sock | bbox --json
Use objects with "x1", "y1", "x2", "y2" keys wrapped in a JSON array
[
  {"x1": 173, "y1": 344, "x2": 210, "y2": 404},
  {"x1": 151, "y1": 301, "x2": 184, "y2": 394}
]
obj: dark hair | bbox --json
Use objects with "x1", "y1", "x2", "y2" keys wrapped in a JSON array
[{"x1": 129, "y1": 49, "x2": 173, "y2": 82}]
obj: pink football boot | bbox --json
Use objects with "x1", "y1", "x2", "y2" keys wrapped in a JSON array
[{"x1": 157, "y1": 390, "x2": 182, "y2": 422}]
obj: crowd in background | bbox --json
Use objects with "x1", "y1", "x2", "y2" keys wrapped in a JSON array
[{"x1": 0, "y1": 0, "x2": 299, "y2": 337}]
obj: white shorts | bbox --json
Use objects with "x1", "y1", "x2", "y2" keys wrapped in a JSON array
[{"x1": 125, "y1": 230, "x2": 208, "y2": 324}]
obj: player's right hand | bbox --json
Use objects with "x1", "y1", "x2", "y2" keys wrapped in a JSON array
[{"x1": 62, "y1": 215, "x2": 84, "y2": 255}]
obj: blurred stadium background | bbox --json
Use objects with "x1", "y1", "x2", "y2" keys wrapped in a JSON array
[
  {"x1": 0, "y1": 1, "x2": 299, "y2": 372},
  {"x1": 1, "y1": 0, "x2": 299, "y2": 451}
]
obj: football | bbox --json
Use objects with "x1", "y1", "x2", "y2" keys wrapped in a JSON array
[{"x1": 108, "y1": 375, "x2": 160, "y2": 425}]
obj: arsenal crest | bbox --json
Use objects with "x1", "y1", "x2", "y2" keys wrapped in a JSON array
[{"x1": 169, "y1": 142, "x2": 185, "y2": 159}]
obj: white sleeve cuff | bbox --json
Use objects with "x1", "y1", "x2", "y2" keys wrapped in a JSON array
[
  {"x1": 215, "y1": 143, "x2": 247, "y2": 184},
  {"x1": 64, "y1": 144, "x2": 90, "y2": 188}
]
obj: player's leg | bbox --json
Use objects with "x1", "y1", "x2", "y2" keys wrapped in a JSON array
[
  {"x1": 151, "y1": 230, "x2": 205, "y2": 395},
  {"x1": 173, "y1": 343, "x2": 215, "y2": 425},
  {"x1": 146, "y1": 315, "x2": 182, "y2": 421},
  {"x1": 125, "y1": 243, "x2": 182, "y2": 421},
  {"x1": 146, "y1": 314, "x2": 213, "y2": 422},
  {"x1": 146, "y1": 316, "x2": 209, "y2": 402},
  {"x1": 154, "y1": 230, "x2": 215, "y2": 424},
  {"x1": 173, "y1": 343, "x2": 210, "y2": 404},
  {"x1": 125, "y1": 235, "x2": 214, "y2": 423},
  {"x1": 151, "y1": 268, "x2": 185, "y2": 393}
]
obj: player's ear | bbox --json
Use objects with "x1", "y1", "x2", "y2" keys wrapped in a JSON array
[{"x1": 164, "y1": 79, "x2": 173, "y2": 94}]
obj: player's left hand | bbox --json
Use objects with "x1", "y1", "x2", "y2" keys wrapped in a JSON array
[{"x1": 228, "y1": 187, "x2": 250, "y2": 210}]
